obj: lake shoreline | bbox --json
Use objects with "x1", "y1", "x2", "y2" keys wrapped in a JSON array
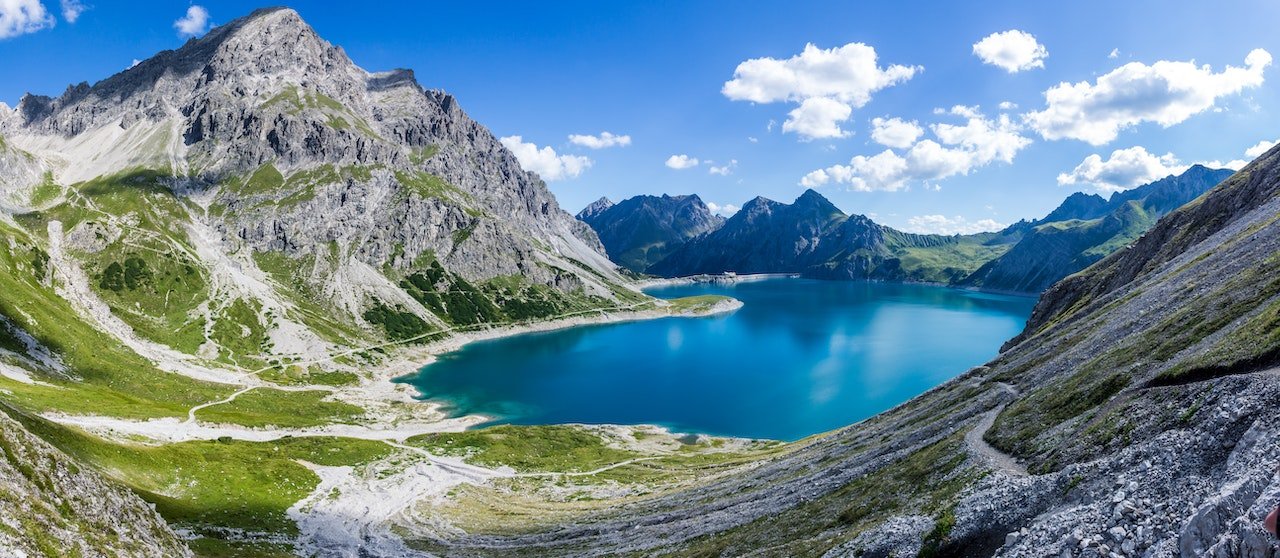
[
  {"x1": 380, "y1": 295, "x2": 744, "y2": 427},
  {"x1": 394, "y1": 278, "x2": 1036, "y2": 441}
]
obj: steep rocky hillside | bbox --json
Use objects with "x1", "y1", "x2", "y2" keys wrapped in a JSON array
[
  {"x1": 379, "y1": 144, "x2": 1280, "y2": 558},
  {"x1": 0, "y1": 406, "x2": 191, "y2": 557},
  {"x1": 576, "y1": 194, "x2": 724, "y2": 272}
]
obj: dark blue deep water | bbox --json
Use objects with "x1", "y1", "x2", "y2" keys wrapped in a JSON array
[{"x1": 400, "y1": 279, "x2": 1036, "y2": 441}]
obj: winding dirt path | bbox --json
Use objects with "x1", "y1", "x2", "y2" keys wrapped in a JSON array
[{"x1": 965, "y1": 382, "x2": 1029, "y2": 477}]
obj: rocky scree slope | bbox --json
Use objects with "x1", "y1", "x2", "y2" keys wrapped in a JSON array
[
  {"x1": 575, "y1": 193, "x2": 724, "y2": 272},
  {"x1": 395, "y1": 145, "x2": 1280, "y2": 557}
]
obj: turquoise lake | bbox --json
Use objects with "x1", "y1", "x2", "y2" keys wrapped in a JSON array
[{"x1": 400, "y1": 279, "x2": 1036, "y2": 441}]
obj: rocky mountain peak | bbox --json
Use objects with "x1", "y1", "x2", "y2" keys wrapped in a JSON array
[
  {"x1": 577, "y1": 197, "x2": 615, "y2": 222},
  {"x1": 740, "y1": 195, "x2": 777, "y2": 214},
  {"x1": 1039, "y1": 191, "x2": 1110, "y2": 223},
  {"x1": 193, "y1": 7, "x2": 359, "y2": 89},
  {"x1": 791, "y1": 188, "x2": 842, "y2": 216}
]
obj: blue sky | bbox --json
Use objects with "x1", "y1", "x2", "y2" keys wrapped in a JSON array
[{"x1": 3, "y1": 1, "x2": 1279, "y2": 233}]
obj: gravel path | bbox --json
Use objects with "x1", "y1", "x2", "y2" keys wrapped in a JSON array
[{"x1": 964, "y1": 382, "x2": 1029, "y2": 477}]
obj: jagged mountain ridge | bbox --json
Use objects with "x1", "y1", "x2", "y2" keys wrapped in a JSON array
[
  {"x1": 575, "y1": 193, "x2": 724, "y2": 272},
  {"x1": 645, "y1": 188, "x2": 1017, "y2": 284},
  {"x1": 634, "y1": 166, "x2": 1228, "y2": 293}
]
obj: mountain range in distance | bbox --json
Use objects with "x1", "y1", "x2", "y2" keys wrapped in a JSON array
[{"x1": 579, "y1": 164, "x2": 1234, "y2": 294}]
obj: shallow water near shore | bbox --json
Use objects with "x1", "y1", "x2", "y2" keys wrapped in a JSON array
[{"x1": 400, "y1": 279, "x2": 1036, "y2": 441}]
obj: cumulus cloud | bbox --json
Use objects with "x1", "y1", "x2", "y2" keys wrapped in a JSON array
[
  {"x1": 783, "y1": 97, "x2": 854, "y2": 139},
  {"x1": 722, "y1": 42, "x2": 919, "y2": 141},
  {"x1": 665, "y1": 154, "x2": 700, "y2": 170},
  {"x1": 174, "y1": 5, "x2": 210, "y2": 38},
  {"x1": 998, "y1": 101, "x2": 1018, "y2": 110},
  {"x1": 1245, "y1": 139, "x2": 1278, "y2": 158},
  {"x1": 802, "y1": 108, "x2": 1030, "y2": 192},
  {"x1": 1026, "y1": 49, "x2": 1273, "y2": 145},
  {"x1": 972, "y1": 30, "x2": 1048, "y2": 73},
  {"x1": 870, "y1": 117, "x2": 923, "y2": 148},
  {"x1": 0, "y1": 0, "x2": 55, "y2": 39},
  {"x1": 902, "y1": 215, "x2": 1008, "y2": 235},
  {"x1": 1057, "y1": 146, "x2": 1187, "y2": 192},
  {"x1": 709, "y1": 159, "x2": 737, "y2": 176},
  {"x1": 567, "y1": 131, "x2": 631, "y2": 149},
  {"x1": 499, "y1": 136, "x2": 592, "y2": 181},
  {"x1": 1108, "y1": 48, "x2": 1120, "y2": 59},
  {"x1": 60, "y1": 0, "x2": 84, "y2": 23},
  {"x1": 706, "y1": 202, "x2": 741, "y2": 217}
]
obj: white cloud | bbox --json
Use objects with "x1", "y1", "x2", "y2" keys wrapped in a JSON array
[
  {"x1": 567, "y1": 131, "x2": 631, "y2": 149},
  {"x1": 174, "y1": 5, "x2": 210, "y2": 38},
  {"x1": 665, "y1": 154, "x2": 700, "y2": 170},
  {"x1": 801, "y1": 108, "x2": 1030, "y2": 192},
  {"x1": 931, "y1": 109, "x2": 1030, "y2": 164},
  {"x1": 783, "y1": 97, "x2": 853, "y2": 139},
  {"x1": 998, "y1": 101, "x2": 1018, "y2": 110},
  {"x1": 723, "y1": 42, "x2": 920, "y2": 104},
  {"x1": 709, "y1": 159, "x2": 738, "y2": 176},
  {"x1": 129, "y1": 58, "x2": 141, "y2": 69},
  {"x1": 747, "y1": 136, "x2": 759, "y2": 143},
  {"x1": 706, "y1": 202, "x2": 741, "y2": 217},
  {"x1": 723, "y1": 42, "x2": 919, "y2": 141},
  {"x1": 902, "y1": 215, "x2": 1008, "y2": 235},
  {"x1": 0, "y1": 0, "x2": 54, "y2": 39},
  {"x1": 972, "y1": 30, "x2": 1048, "y2": 73},
  {"x1": 1057, "y1": 146, "x2": 1187, "y2": 193},
  {"x1": 869, "y1": 117, "x2": 923, "y2": 148},
  {"x1": 499, "y1": 136, "x2": 592, "y2": 181},
  {"x1": 1026, "y1": 49, "x2": 1272, "y2": 145},
  {"x1": 1108, "y1": 48, "x2": 1120, "y2": 59},
  {"x1": 1245, "y1": 138, "x2": 1278, "y2": 158},
  {"x1": 1197, "y1": 158, "x2": 1248, "y2": 171},
  {"x1": 60, "y1": 0, "x2": 84, "y2": 23}
]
